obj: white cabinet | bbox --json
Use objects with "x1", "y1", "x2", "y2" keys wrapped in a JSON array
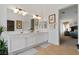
[
  {"x1": 10, "y1": 35, "x2": 26, "y2": 52},
  {"x1": 2, "y1": 32, "x2": 48, "y2": 54},
  {"x1": 25, "y1": 34, "x2": 36, "y2": 47},
  {"x1": 25, "y1": 32, "x2": 48, "y2": 48},
  {"x1": 34, "y1": 32, "x2": 48, "y2": 44}
]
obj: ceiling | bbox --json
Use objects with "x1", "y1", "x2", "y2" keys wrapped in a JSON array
[{"x1": 7, "y1": 4, "x2": 72, "y2": 16}]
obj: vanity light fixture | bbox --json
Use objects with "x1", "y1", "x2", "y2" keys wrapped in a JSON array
[
  {"x1": 13, "y1": 8, "x2": 19, "y2": 13},
  {"x1": 12, "y1": 8, "x2": 28, "y2": 16},
  {"x1": 22, "y1": 11, "x2": 28, "y2": 16},
  {"x1": 33, "y1": 15, "x2": 42, "y2": 20},
  {"x1": 37, "y1": 16, "x2": 42, "y2": 20},
  {"x1": 33, "y1": 15, "x2": 37, "y2": 19}
]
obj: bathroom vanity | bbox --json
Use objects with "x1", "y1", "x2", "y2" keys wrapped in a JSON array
[
  {"x1": 0, "y1": 8, "x2": 49, "y2": 55},
  {"x1": 1, "y1": 31, "x2": 48, "y2": 54}
]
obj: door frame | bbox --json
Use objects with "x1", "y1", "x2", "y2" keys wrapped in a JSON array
[{"x1": 58, "y1": 4, "x2": 78, "y2": 45}]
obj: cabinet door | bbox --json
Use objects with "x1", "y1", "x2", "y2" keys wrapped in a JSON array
[
  {"x1": 35, "y1": 33, "x2": 41, "y2": 44},
  {"x1": 35, "y1": 33, "x2": 48, "y2": 44},
  {"x1": 11, "y1": 36, "x2": 26, "y2": 52},
  {"x1": 25, "y1": 34, "x2": 36, "y2": 47}
]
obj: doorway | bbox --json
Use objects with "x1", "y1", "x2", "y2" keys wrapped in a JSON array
[{"x1": 59, "y1": 5, "x2": 78, "y2": 48}]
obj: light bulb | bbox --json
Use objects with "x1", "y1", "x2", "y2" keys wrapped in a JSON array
[
  {"x1": 22, "y1": 11, "x2": 28, "y2": 16},
  {"x1": 13, "y1": 8, "x2": 19, "y2": 13},
  {"x1": 18, "y1": 10, "x2": 23, "y2": 14},
  {"x1": 38, "y1": 16, "x2": 41, "y2": 20},
  {"x1": 33, "y1": 15, "x2": 37, "y2": 19}
]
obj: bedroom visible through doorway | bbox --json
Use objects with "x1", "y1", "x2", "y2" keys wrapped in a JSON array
[{"x1": 59, "y1": 5, "x2": 78, "y2": 48}]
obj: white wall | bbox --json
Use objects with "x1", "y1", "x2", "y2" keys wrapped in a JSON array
[
  {"x1": 0, "y1": 5, "x2": 7, "y2": 30},
  {"x1": 22, "y1": 15, "x2": 32, "y2": 31}
]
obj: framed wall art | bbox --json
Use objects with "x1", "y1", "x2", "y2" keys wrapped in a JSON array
[
  {"x1": 16, "y1": 20, "x2": 22, "y2": 29},
  {"x1": 49, "y1": 14, "x2": 56, "y2": 24},
  {"x1": 7, "y1": 20, "x2": 15, "y2": 31}
]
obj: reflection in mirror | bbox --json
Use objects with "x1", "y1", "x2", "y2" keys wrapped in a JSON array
[{"x1": 39, "y1": 21, "x2": 47, "y2": 29}]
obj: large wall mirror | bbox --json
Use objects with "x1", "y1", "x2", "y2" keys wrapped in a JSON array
[
  {"x1": 30, "y1": 19, "x2": 39, "y2": 32},
  {"x1": 30, "y1": 18, "x2": 48, "y2": 32}
]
